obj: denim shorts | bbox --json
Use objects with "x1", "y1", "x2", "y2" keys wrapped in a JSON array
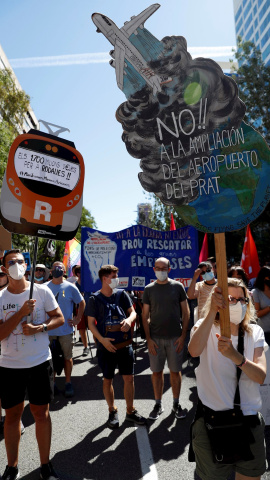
[{"x1": 148, "y1": 337, "x2": 184, "y2": 372}]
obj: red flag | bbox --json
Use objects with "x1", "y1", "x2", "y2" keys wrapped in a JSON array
[
  {"x1": 240, "y1": 225, "x2": 260, "y2": 280},
  {"x1": 170, "y1": 212, "x2": 176, "y2": 231},
  {"x1": 199, "y1": 234, "x2": 209, "y2": 263}
]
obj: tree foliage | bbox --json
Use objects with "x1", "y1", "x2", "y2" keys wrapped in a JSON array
[
  {"x1": 0, "y1": 68, "x2": 30, "y2": 132},
  {"x1": 232, "y1": 37, "x2": 270, "y2": 145}
]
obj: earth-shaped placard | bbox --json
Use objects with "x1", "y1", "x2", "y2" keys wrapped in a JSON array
[{"x1": 92, "y1": 4, "x2": 270, "y2": 233}]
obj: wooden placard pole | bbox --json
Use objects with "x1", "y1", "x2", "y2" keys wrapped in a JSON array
[{"x1": 214, "y1": 233, "x2": 231, "y2": 338}]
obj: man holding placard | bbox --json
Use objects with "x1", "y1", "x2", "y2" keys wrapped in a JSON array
[{"x1": 0, "y1": 249, "x2": 64, "y2": 480}]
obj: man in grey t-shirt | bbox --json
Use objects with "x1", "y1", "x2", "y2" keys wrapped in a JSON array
[{"x1": 142, "y1": 257, "x2": 190, "y2": 420}]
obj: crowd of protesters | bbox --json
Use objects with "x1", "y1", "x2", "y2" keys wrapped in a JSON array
[{"x1": 0, "y1": 250, "x2": 269, "y2": 480}]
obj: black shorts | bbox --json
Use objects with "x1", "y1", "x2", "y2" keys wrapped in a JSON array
[
  {"x1": 97, "y1": 345, "x2": 134, "y2": 379},
  {"x1": 0, "y1": 359, "x2": 54, "y2": 409}
]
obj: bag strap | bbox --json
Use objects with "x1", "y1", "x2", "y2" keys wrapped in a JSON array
[
  {"x1": 234, "y1": 327, "x2": 244, "y2": 410},
  {"x1": 95, "y1": 289, "x2": 124, "y2": 307}
]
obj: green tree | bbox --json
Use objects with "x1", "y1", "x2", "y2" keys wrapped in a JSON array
[
  {"x1": 75, "y1": 206, "x2": 97, "y2": 242},
  {"x1": 0, "y1": 68, "x2": 30, "y2": 131},
  {"x1": 0, "y1": 69, "x2": 30, "y2": 190},
  {"x1": 232, "y1": 37, "x2": 270, "y2": 145}
]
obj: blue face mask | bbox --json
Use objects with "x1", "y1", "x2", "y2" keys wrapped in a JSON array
[
  {"x1": 202, "y1": 271, "x2": 214, "y2": 281},
  {"x1": 34, "y1": 276, "x2": 44, "y2": 282}
]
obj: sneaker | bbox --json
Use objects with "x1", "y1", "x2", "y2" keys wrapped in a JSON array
[
  {"x1": 172, "y1": 404, "x2": 187, "y2": 419},
  {"x1": 107, "y1": 409, "x2": 119, "y2": 429},
  {"x1": 82, "y1": 347, "x2": 90, "y2": 356},
  {"x1": 2, "y1": 465, "x2": 20, "y2": 480},
  {"x1": 40, "y1": 461, "x2": 60, "y2": 480},
  {"x1": 20, "y1": 421, "x2": 25, "y2": 435},
  {"x1": 149, "y1": 403, "x2": 164, "y2": 420},
  {"x1": 126, "y1": 410, "x2": 147, "y2": 425},
  {"x1": 0, "y1": 417, "x2": 4, "y2": 434},
  {"x1": 64, "y1": 383, "x2": 74, "y2": 398}
]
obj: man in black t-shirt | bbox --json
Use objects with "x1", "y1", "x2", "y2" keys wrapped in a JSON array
[{"x1": 87, "y1": 264, "x2": 146, "y2": 429}]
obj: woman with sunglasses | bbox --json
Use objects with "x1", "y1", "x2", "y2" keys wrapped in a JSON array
[
  {"x1": 252, "y1": 266, "x2": 270, "y2": 346},
  {"x1": 188, "y1": 278, "x2": 266, "y2": 480}
]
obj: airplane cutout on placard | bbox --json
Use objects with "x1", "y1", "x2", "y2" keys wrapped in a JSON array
[{"x1": 92, "y1": 3, "x2": 172, "y2": 95}]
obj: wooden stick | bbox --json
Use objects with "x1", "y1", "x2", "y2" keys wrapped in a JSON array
[{"x1": 214, "y1": 233, "x2": 231, "y2": 338}]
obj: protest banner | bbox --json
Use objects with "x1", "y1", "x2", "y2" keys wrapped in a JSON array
[
  {"x1": 92, "y1": 4, "x2": 270, "y2": 335},
  {"x1": 81, "y1": 225, "x2": 198, "y2": 294}
]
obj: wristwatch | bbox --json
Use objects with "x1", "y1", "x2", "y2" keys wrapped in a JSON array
[{"x1": 42, "y1": 323, "x2": 48, "y2": 332}]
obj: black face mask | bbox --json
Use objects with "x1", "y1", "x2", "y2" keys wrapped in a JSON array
[
  {"x1": 264, "y1": 279, "x2": 270, "y2": 288},
  {"x1": 52, "y1": 268, "x2": 64, "y2": 278}
]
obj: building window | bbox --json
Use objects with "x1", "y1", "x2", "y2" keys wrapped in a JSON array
[
  {"x1": 246, "y1": 25, "x2": 254, "y2": 40},
  {"x1": 259, "y1": 0, "x2": 270, "y2": 21},
  {"x1": 244, "y1": 12, "x2": 253, "y2": 31},
  {"x1": 235, "y1": 4, "x2": 243, "y2": 24},
  {"x1": 244, "y1": 0, "x2": 252, "y2": 17},
  {"x1": 260, "y1": 10, "x2": 270, "y2": 35}
]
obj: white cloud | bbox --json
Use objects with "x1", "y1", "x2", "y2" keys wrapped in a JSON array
[{"x1": 9, "y1": 47, "x2": 236, "y2": 69}]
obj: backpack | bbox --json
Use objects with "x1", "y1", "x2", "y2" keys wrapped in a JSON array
[{"x1": 94, "y1": 289, "x2": 132, "y2": 349}]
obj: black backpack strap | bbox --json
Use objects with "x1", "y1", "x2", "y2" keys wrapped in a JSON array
[{"x1": 234, "y1": 327, "x2": 244, "y2": 410}]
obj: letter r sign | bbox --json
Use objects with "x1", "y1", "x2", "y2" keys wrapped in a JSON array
[{"x1": 33, "y1": 200, "x2": 52, "y2": 222}]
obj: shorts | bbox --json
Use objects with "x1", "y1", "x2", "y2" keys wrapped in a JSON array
[
  {"x1": 192, "y1": 415, "x2": 266, "y2": 480},
  {"x1": 49, "y1": 334, "x2": 73, "y2": 360},
  {"x1": 97, "y1": 345, "x2": 134, "y2": 379},
  {"x1": 77, "y1": 314, "x2": 87, "y2": 330},
  {"x1": 0, "y1": 360, "x2": 54, "y2": 409},
  {"x1": 149, "y1": 337, "x2": 183, "y2": 373}
]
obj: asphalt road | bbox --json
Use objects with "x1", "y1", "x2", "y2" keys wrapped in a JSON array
[{"x1": 1, "y1": 333, "x2": 270, "y2": 480}]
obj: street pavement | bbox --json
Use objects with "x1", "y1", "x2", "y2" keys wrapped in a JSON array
[{"x1": 1, "y1": 333, "x2": 270, "y2": 480}]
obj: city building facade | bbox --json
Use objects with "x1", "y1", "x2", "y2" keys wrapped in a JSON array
[{"x1": 233, "y1": 0, "x2": 270, "y2": 65}]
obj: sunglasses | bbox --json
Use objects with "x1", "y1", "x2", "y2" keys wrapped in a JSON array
[
  {"x1": 201, "y1": 269, "x2": 212, "y2": 274},
  {"x1": 35, "y1": 268, "x2": 45, "y2": 273},
  {"x1": 7, "y1": 259, "x2": 24, "y2": 266},
  {"x1": 228, "y1": 295, "x2": 249, "y2": 305}
]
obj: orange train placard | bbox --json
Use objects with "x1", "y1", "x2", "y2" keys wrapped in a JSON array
[{"x1": 0, "y1": 129, "x2": 85, "y2": 241}]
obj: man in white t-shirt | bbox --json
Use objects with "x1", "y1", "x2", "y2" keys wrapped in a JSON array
[{"x1": 0, "y1": 249, "x2": 64, "y2": 480}]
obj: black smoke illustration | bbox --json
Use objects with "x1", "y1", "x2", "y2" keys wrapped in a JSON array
[{"x1": 116, "y1": 36, "x2": 246, "y2": 206}]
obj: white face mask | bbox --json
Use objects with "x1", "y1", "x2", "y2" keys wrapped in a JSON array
[
  {"x1": 229, "y1": 302, "x2": 247, "y2": 325},
  {"x1": 108, "y1": 277, "x2": 119, "y2": 290},
  {"x1": 155, "y1": 271, "x2": 168, "y2": 282},
  {"x1": 8, "y1": 263, "x2": 26, "y2": 280}
]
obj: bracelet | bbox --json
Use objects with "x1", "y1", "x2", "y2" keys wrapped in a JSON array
[{"x1": 236, "y1": 355, "x2": 247, "y2": 368}]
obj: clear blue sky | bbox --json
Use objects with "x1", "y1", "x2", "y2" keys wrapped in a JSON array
[{"x1": 0, "y1": 0, "x2": 236, "y2": 232}]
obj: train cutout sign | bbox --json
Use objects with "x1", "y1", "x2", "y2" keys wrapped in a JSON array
[
  {"x1": 92, "y1": 3, "x2": 270, "y2": 233},
  {"x1": 0, "y1": 129, "x2": 85, "y2": 241}
]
